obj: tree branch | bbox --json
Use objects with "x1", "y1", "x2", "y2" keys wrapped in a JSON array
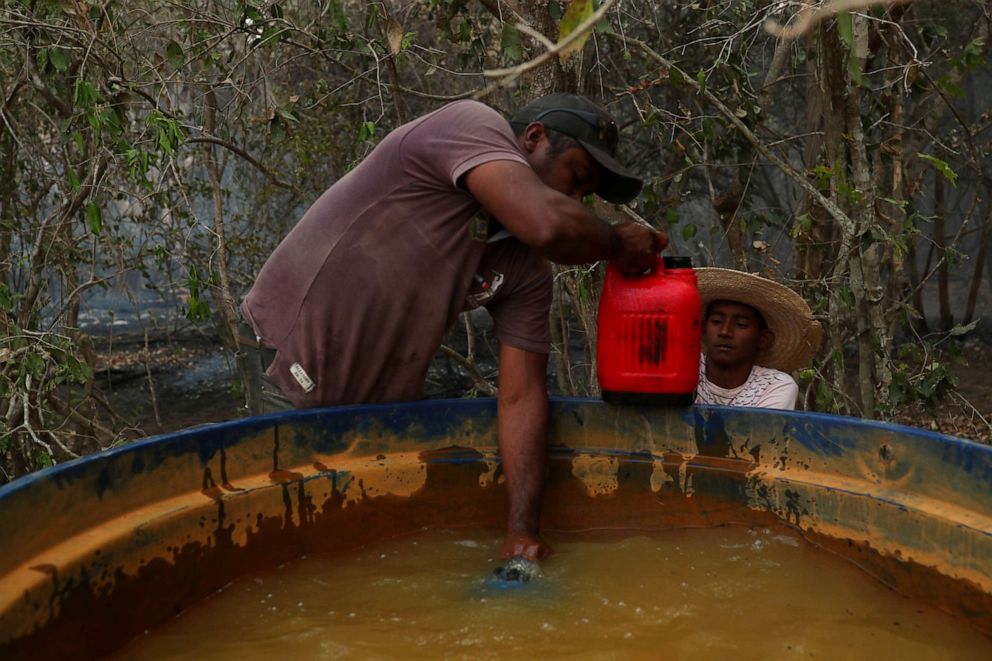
[
  {"x1": 765, "y1": 0, "x2": 917, "y2": 41},
  {"x1": 186, "y1": 135, "x2": 302, "y2": 195},
  {"x1": 611, "y1": 34, "x2": 855, "y2": 231}
]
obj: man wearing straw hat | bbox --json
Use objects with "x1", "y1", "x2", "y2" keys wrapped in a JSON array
[{"x1": 694, "y1": 268, "x2": 823, "y2": 410}]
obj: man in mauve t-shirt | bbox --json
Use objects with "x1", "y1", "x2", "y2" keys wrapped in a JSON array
[{"x1": 240, "y1": 93, "x2": 667, "y2": 564}]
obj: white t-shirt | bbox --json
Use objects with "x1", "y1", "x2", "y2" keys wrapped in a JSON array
[{"x1": 695, "y1": 354, "x2": 799, "y2": 410}]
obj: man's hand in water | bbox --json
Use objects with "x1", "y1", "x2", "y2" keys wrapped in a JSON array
[{"x1": 500, "y1": 532, "x2": 552, "y2": 561}]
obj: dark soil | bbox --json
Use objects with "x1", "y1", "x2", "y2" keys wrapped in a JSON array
[{"x1": 92, "y1": 334, "x2": 243, "y2": 437}]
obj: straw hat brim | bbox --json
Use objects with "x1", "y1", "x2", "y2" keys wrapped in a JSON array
[{"x1": 696, "y1": 268, "x2": 823, "y2": 373}]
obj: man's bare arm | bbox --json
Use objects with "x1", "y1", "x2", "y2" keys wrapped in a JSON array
[
  {"x1": 496, "y1": 343, "x2": 552, "y2": 561},
  {"x1": 464, "y1": 160, "x2": 667, "y2": 273}
]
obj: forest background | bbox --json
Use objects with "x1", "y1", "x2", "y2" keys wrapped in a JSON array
[{"x1": 1, "y1": 0, "x2": 990, "y2": 483}]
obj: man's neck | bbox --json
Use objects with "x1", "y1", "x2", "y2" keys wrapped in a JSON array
[{"x1": 705, "y1": 355, "x2": 753, "y2": 390}]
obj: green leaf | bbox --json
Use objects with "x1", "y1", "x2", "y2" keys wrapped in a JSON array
[
  {"x1": 23, "y1": 352, "x2": 46, "y2": 380},
  {"x1": 501, "y1": 23, "x2": 523, "y2": 62},
  {"x1": 186, "y1": 298, "x2": 211, "y2": 323},
  {"x1": 166, "y1": 41, "x2": 184, "y2": 70},
  {"x1": 103, "y1": 107, "x2": 124, "y2": 138},
  {"x1": 271, "y1": 117, "x2": 286, "y2": 142},
  {"x1": 0, "y1": 283, "x2": 13, "y2": 312},
  {"x1": 147, "y1": 111, "x2": 184, "y2": 156},
  {"x1": 847, "y1": 53, "x2": 865, "y2": 86},
  {"x1": 65, "y1": 355, "x2": 93, "y2": 383},
  {"x1": 257, "y1": 25, "x2": 289, "y2": 48},
  {"x1": 36, "y1": 48, "x2": 50, "y2": 72},
  {"x1": 696, "y1": 70, "x2": 706, "y2": 94},
  {"x1": 669, "y1": 67, "x2": 684, "y2": 86},
  {"x1": 277, "y1": 108, "x2": 299, "y2": 125},
  {"x1": 918, "y1": 153, "x2": 958, "y2": 186},
  {"x1": 682, "y1": 223, "x2": 697, "y2": 241},
  {"x1": 835, "y1": 12, "x2": 866, "y2": 85},
  {"x1": 49, "y1": 47, "x2": 70, "y2": 73},
  {"x1": 837, "y1": 12, "x2": 854, "y2": 48},
  {"x1": 87, "y1": 109, "x2": 102, "y2": 132},
  {"x1": 837, "y1": 286, "x2": 855, "y2": 309},
  {"x1": 86, "y1": 202, "x2": 102, "y2": 235},
  {"x1": 937, "y1": 75, "x2": 965, "y2": 98},
  {"x1": 74, "y1": 80, "x2": 102, "y2": 106},
  {"x1": 67, "y1": 167, "x2": 81, "y2": 191},
  {"x1": 243, "y1": 3, "x2": 264, "y2": 25},
  {"x1": 948, "y1": 319, "x2": 979, "y2": 337},
  {"x1": 953, "y1": 37, "x2": 986, "y2": 72},
  {"x1": 358, "y1": 120, "x2": 375, "y2": 141},
  {"x1": 557, "y1": 0, "x2": 595, "y2": 60}
]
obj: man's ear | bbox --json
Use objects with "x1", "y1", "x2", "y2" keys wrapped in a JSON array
[
  {"x1": 521, "y1": 122, "x2": 547, "y2": 154},
  {"x1": 758, "y1": 328, "x2": 775, "y2": 352}
]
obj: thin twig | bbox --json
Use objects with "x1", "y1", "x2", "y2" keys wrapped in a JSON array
[
  {"x1": 438, "y1": 343, "x2": 498, "y2": 396},
  {"x1": 143, "y1": 328, "x2": 162, "y2": 429}
]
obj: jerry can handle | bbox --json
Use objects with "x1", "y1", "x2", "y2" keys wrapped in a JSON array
[{"x1": 613, "y1": 254, "x2": 664, "y2": 278}]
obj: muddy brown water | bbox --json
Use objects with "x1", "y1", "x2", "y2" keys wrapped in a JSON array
[{"x1": 115, "y1": 526, "x2": 991, "y2": 660}]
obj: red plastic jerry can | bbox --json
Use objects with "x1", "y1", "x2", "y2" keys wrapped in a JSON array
[{"x1": 596, "y1": 255, "x2": 701, "y2": 405}]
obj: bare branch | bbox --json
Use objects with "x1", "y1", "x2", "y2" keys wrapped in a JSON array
[
  {"x1": 612, "y1": 34, "x2": 855, "y2": 230},
  {"x1": 765, "y1": 0, "x2": 916, "y2": 41},
  {"x1": 185, "y1": 135, "x2": 303, "y2": 195},
  {"x1": 483, "y1": 0, "x2": 617, "y2": 81}
]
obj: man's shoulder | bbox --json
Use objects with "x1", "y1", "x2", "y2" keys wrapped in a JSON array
[
  {"x1": 401, "y1": 99, "x2": 512, "y2": 147},
  {"x1": 438, "y1": 99, "x2": 503, "y2": 119},
  {"x1": 441, "y1": 99, "x2": 502, "y2": 117}
]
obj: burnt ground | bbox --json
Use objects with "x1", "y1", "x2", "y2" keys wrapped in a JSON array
[
  {"x1": 91, "y1": 332, "x2": 992, "y2": 445},
  {"x1": 890, "y1": 342, "x2": 992, "y2": 443}
]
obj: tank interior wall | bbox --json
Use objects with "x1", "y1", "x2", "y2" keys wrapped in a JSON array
[{"x1": 0, "y1": 399, "x2": 990, "y2": 659}]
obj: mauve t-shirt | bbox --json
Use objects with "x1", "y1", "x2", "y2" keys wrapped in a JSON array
[{"x1": 242, "y1": 100, "x2": 552, "y2": 407}]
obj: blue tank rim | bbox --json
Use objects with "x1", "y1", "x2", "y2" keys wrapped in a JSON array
[{"x1": 0, "y1": 397, "x2": 988, "y2": 500}]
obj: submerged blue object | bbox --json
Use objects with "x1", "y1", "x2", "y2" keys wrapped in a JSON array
[{"x1": 486, "y1": 556, "x2": 543, "y2": 589}]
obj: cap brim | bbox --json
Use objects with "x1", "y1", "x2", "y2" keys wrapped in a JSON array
[{"x1": 580, "y1": 141, "x2": 643, "y2": 204}]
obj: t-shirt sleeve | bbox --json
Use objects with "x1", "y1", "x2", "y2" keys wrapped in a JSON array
[
  {"x1": 400, "y1": 100, "x2": 529, "y2": 188},
  {"x1": 484, "y1": 247, "x2": 553, "y2": 355}
]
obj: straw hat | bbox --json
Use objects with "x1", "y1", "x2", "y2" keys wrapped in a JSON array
[{"x1": 696, "y1": 268, "x2": 823, "y2": 373}]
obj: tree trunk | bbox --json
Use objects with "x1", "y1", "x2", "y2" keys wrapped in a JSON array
[
  {"x1": 964, "y1": 178, "x2": 991, "y2": 324},
  {"x1": 203, "y1": 87, "x2": 244, "y2": 378},
  {"x1": 933, "y1": 173, "x2": 953, "y2": 332}
]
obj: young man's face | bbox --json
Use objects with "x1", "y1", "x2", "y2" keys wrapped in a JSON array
[{"x1": 703, "y1": 300, "x2": 773, "y2": 370}]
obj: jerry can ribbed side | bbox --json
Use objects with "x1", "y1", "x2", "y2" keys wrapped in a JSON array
[{"x1": 596, "y1": 256, "x2": 701, "y2": 404}]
